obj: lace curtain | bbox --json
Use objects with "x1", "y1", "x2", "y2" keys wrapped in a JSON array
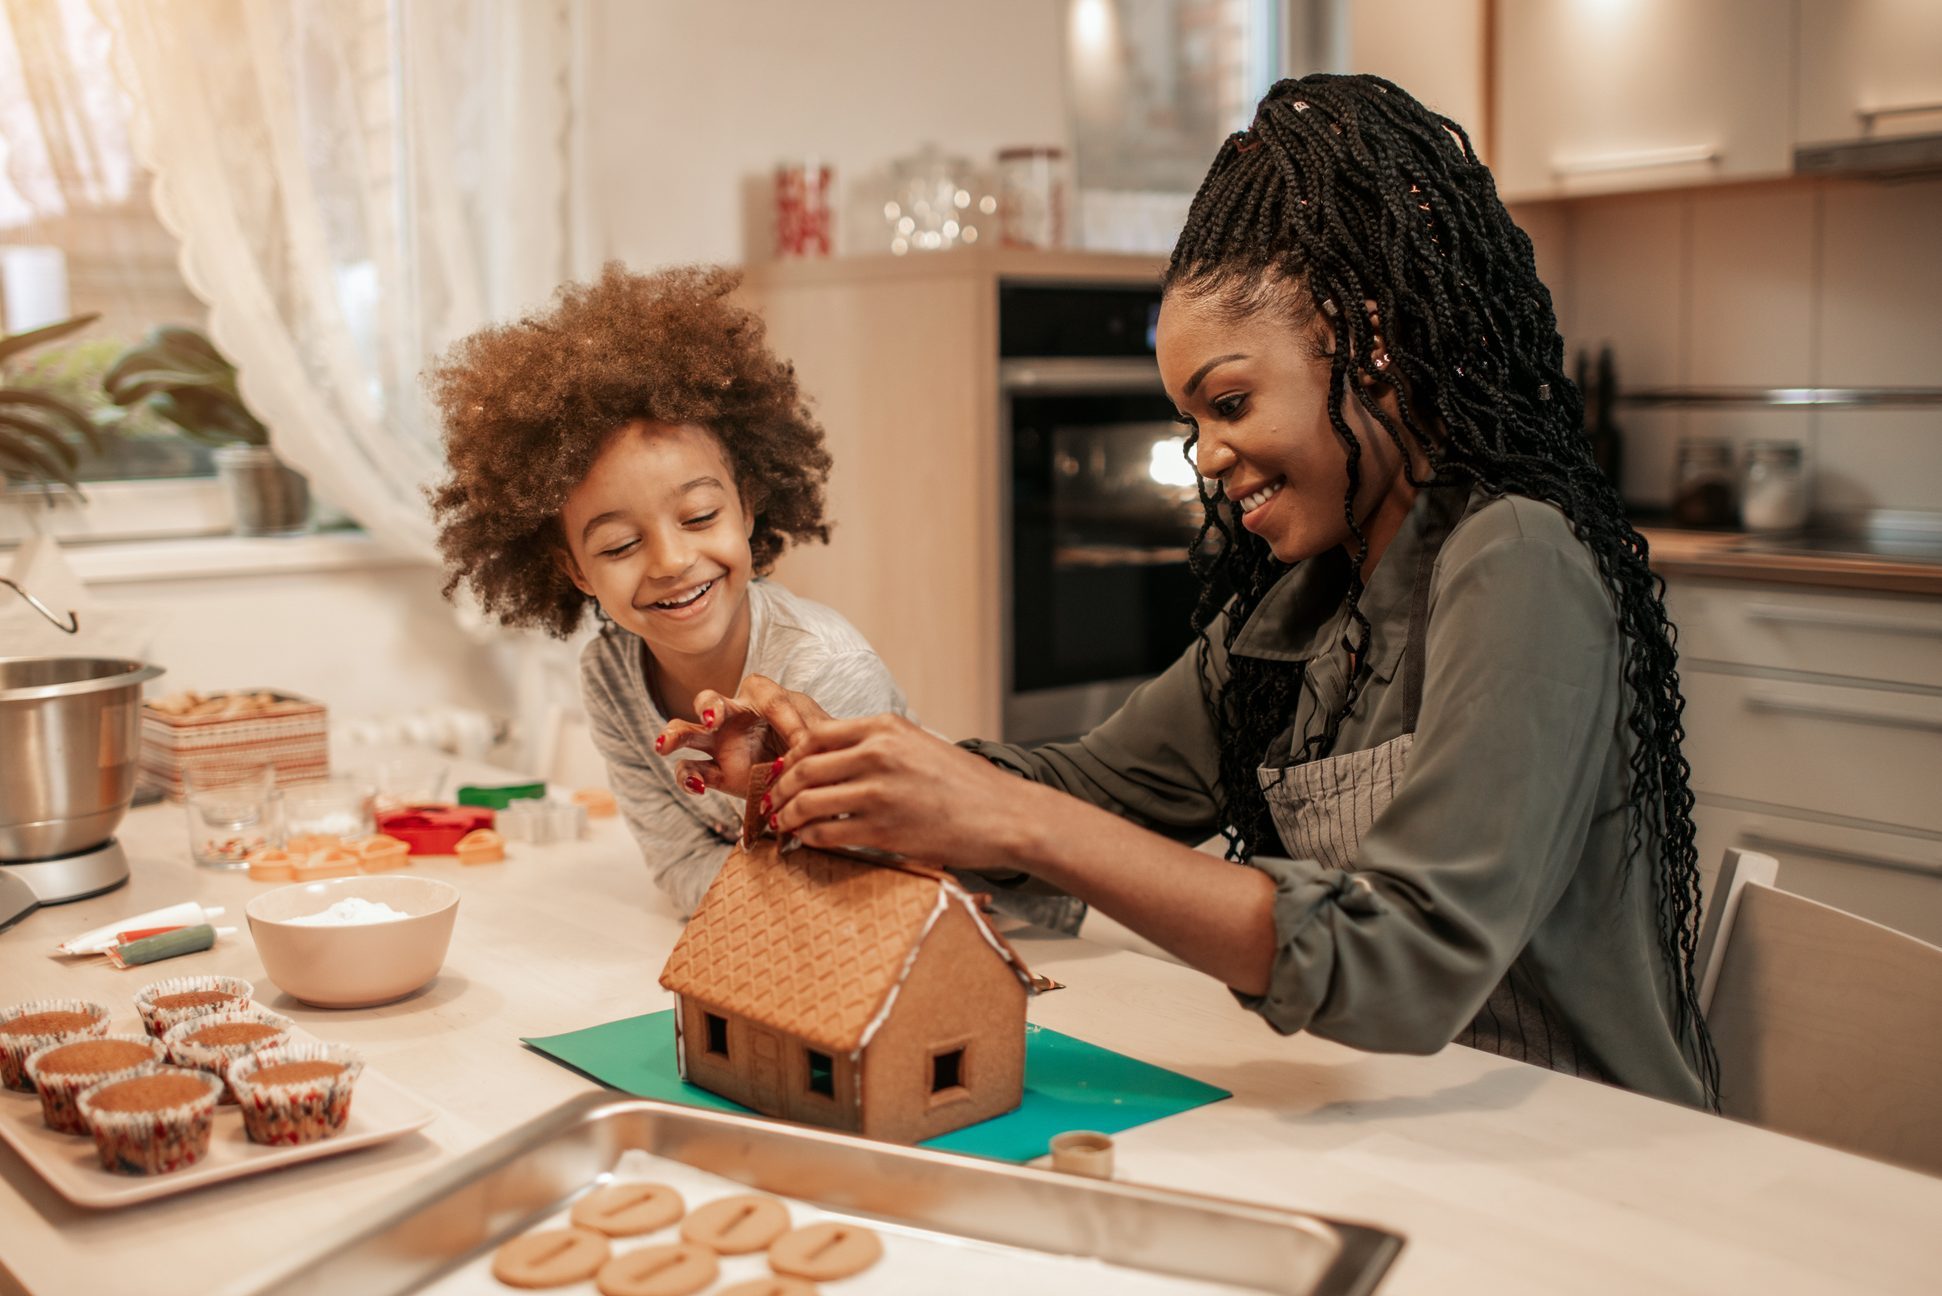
[{"x1": 107, "y1": 0, "x2": 585, "y2": 556}]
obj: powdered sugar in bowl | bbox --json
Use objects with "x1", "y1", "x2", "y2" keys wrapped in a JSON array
[{"x1": 246, "y1": 876, "x2": 458, "y2": 1008}]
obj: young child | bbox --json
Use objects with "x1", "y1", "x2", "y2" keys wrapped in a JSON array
[{"x1": 426, "y1": 263, "x2": 907, "y2": 916}]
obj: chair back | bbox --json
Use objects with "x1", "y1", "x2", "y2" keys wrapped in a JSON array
[{"x1": 1701, "y1": 850, "x2": 1942, "y2": 1177}]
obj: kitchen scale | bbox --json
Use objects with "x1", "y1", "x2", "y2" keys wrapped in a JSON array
[{"x1": 0, "y1": 839, "x2": 130, "y2": 934}]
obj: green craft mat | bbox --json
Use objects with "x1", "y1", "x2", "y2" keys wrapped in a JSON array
[{"x1": 523, "y1": 1010, "x2": 1229, "y2": 1164}]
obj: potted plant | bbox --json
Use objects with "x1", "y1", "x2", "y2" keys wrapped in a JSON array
[
  {"x1": 102, "y1": 325, "x2": 310, "y2": 535},
  {"x1": 0, "y1": 314, "x2": 107, "y2": 498}
]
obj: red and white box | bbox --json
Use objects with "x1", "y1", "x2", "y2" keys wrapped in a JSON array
[{"x1": 139, "y1": 691, "x2": 329, "y2": 801}]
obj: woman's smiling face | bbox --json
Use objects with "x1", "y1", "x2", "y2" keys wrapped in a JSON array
[
  {"x1": 559, "y1": 420, "x2": 754, "y2": 668},
  {"x1": 1156, "y1": 285, "x2": 1412, "y2": 566}
]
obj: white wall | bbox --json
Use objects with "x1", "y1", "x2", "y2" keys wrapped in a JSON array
[
  {"x1": 1515, "y1": 175, "x2": 1942, "y2": 517},
  {"x1": 585, "y1": 0, "x2": 1070, "y2": 266}
]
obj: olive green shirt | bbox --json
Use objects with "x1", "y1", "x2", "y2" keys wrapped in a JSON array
[{"x1": 968, "y1": 485, "x2": 1708, "y2": 1109}]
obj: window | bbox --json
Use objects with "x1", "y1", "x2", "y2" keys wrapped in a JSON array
[
  {"x1": 930, "y1": 1045, "x2": 968, "y2": 1103},
  {"x1": 805, "y1": 1050, "x2": 834, "y2": 1098},
  {"x1": 704, "y1": 1012, "x2": 729, "y2": 1058}
]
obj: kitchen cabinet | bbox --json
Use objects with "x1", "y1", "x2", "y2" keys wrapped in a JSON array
[
  {"x1": 1665, "y1": 576, "x2": 1942, "y2": 943},
  {"x1": 740, "y1": 250, "x2": 1165, "y2": 742},
  {"x1": 1797, "y1": 0, "x2": 1942, "y2": 145},
  {"x1": 1492, "y1": 0, "x2": 1793, "y2": 199}
]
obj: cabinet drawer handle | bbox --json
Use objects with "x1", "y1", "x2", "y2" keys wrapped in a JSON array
[
  {"x1": 1745, "y1": 603, "x2": 1942, "y2": 637},
  {"x1": 1857, "y1": 101, "x2": 1942, "y2": 130},
  {"x1": 1552, "y1": 144, "x2": 1719, "y2": 177},
  {"x1": 1741, "y1": 831, "x2": 1941, "y2": 879},
  {"x1": 1743, "y1": 692, "x2": 1942, "y2": 732}
]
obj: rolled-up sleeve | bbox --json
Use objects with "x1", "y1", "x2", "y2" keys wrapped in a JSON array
[
  {"x1": 1237, "y1": 530, "x2": 1622, "y2": 1052},
  {"x1": 962, "y1": 625, "x2": 1230, "y2": 842}
]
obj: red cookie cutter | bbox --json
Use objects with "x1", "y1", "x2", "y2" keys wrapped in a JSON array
[{"x1": 374, "y1": 804, "x2": 496, "y2": 856}]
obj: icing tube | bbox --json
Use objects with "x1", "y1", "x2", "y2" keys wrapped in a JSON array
[{"x1": 56, "y1": 902, "x2": 221, "y2": 956}]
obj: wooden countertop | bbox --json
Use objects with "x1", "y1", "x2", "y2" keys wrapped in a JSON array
[
  {"x1": 3, "y1": 793, "x2": 1938, "y2": 1295},
  {"x1": 1639, "y1": 526, "x2": 1942, "y2": 597}
]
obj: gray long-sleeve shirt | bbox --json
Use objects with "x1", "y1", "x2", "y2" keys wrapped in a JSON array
[
  {"x1": 966, "y1": 486, "x2": 1708, "y2": 1108},
  {"x1": 582, "y1": 579, "x2": 906, "y2": 917}
]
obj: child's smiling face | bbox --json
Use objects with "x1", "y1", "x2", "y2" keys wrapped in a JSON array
[{"x1": 560, "y1": 420, "x2": 755, "y2": 674}]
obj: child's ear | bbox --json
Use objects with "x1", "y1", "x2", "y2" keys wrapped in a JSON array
[{"x1": 554, "y1": 545, "x2": 595, "y2": 598}]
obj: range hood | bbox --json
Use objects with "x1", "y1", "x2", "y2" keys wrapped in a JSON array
[{"x1": 1796, "y1": 131, "x2": 1942, "y2": 180}]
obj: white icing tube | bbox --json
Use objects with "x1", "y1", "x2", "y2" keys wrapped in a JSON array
[{"x1": 55, "y1": 902, "x2": 223, "y2": 956}]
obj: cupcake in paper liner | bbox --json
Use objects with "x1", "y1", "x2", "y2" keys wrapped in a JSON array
[
  {"x1": 77, "y1": 1065, "x2": 224, "y2": 1175},
  {"x1": 228, "y1": 1041, "x2": 364, "y2": 1145},
  {"x1": 163, "y1": 1007, "x2": 295, "y2": 1102},
  {"x1": 0, "y1": 999, "x2": 111, "y2": 1092},
  {"x1": 25, "y1": 1034, "x2": 167, "y2": 1134},
  {"x1": 133, "y1": 975, "x2": 255, "y2": 1039}
]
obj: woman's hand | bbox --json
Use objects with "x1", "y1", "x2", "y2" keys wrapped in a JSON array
[
  {"x1": 654, "y1": 675, "x2": 832, "y2": 798},
  {"x1": 766, "y1": 713, "x2": 1035, "y2": 875}
]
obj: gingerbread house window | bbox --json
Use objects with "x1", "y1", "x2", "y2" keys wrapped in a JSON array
[
  {"x1": 930, "y1": 1044, "x2": 968, "y2": 1104},
  {"x1": 704, "y1": 1012, "x2": 729, "y2": 1058},
  {"x1": 806, "y1": 1049, "x2": 835, "y2": 1098}
]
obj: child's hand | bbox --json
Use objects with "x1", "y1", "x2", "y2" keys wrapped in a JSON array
[{"x1": 655, "y1": 692, "x2": 766, "y2": 798}]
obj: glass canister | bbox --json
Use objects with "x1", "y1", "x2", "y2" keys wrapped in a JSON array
[
  {"x1": 997, "y1": 146, "x2": 1068, "y2": 249},
  {"x1": 774, "y1": 160, "x2": 834, "y2": 259},
  {"x1": 883, "y1": 146, "x2": 989, "y2": 255},
  {"x1": 1739, "y1": 440, "x2": 1808, "y2": 533},
  {"x1": 1672, "y1": 438, "x2": 1737, "y2": 529}
]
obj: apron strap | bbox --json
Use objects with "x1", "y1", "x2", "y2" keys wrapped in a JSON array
[{"x1": 1400, "y1": 532, "x2": 1435, "y2": 733}]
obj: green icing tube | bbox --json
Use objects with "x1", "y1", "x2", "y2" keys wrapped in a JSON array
[
  {"x1": 117, "y1": 924, "x2": 216, "y2": 966},
  {"x1": 456, "y1": 782, "x2": 546, "y2": 809}
]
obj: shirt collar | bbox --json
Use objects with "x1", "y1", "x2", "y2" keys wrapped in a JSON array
[{"x1": 1229, "y1": 482, "x2": 1479, "y2": 679}]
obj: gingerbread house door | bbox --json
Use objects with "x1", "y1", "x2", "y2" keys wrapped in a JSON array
[{"x1": 747, "y1": 1027, "x2": 783, "y2": 1112}]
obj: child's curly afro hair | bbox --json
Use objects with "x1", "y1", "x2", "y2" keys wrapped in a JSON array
[{"x1": 427, "y1": 263, "x2": 832, "y2": 638}]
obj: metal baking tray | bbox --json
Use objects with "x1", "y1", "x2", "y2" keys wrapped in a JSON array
[{"x1": 225, "y1": 1094, "x2": 1402, "y2": 1295}]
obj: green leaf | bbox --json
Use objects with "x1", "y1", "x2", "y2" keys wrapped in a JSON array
[
  {"x1": 0, "y1": 430, "x2": 80, "y2": 490},
  {"x1": 0, "y1": 411, "x2": 82, "y2": 469},
  {"x1": 0, "y1": 313, "x2": 101, "y2": 367},
  {"x1": 102, "y1": 366, "x2": 228, "y2": 405},
  {"x1": 150, "y1": 324, "x2": 227, "y2": 366},
  {"x1": 0, "y1": 389, "x2": 103, "y2": 452}
]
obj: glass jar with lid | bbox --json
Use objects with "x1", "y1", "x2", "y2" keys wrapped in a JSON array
[
  {"x1": 1739, "y1": 440, "x2": 1808, "y2": 533},
  {"x1": 1672, "y1": 438, "x2": 1737, "y2": 529},
  {"x1": 997, "y1": 146, "x2": 1067, "y2": 249}
]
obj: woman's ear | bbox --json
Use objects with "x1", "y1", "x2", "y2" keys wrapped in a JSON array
[{"x1": 554, "y1": 544, "x2": 594, "y2": 598}]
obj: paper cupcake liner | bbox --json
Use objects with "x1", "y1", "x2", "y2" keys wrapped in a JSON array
[
  {"x1": 133, "y1": 975, "x2": 256, "y2": 1039},
  {"x1": 24, "y1": 1034, "x2": 167, "y2": 1134},
  {"x1": 228, "y1": 1041, "x2": 364, "y2": 1145},
  {"x1": 163, "y1": 1007, "x2": 295, "y2": 1102},
  {"x1": 0, "y1": 999, "x2": 111, "y2": 1092},
  {"x1": 77, "y1": 1065, "x2": 223, "y2": 1175}
]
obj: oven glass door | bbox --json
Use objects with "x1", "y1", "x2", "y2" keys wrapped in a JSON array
[{"x1": 1009, "y1": 391, "x2": 1206, "y2": 700}]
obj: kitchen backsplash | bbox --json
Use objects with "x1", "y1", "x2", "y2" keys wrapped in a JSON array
[{"x1": 1512, "y1": 175, "x2": 1942, "y2": 519}]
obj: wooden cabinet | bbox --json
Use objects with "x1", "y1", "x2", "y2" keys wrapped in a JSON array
[
  {"x1": 741, "y1": 250, "x2": 1164, "y2": 742},
  {"x1": 1797, "y1": 0, "x2": 1942, "y2": 145},
  {"x1": 1492, "y1": 0, "x2": 1793, "y2": 199},
  {"x1": 1665, "y1": 576, "x2": 1942, "y2": 943}
]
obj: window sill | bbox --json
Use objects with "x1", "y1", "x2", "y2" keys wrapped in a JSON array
[{"x1": 47, "y1": 530, "x2": 424, "y2": 584}]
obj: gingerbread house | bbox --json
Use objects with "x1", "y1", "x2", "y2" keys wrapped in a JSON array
[{"x1": 659, "y1": 765, "x2": 1035, "y2": 1144}]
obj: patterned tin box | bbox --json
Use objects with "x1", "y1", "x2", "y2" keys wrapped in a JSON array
[{"x1": 139, "y1": 690, "x2": 329, "y2": 800}]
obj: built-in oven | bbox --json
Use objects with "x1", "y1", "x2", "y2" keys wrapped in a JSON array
[{"x1": 1000, "y1": 282, "x2": 1209, "y2": 744}]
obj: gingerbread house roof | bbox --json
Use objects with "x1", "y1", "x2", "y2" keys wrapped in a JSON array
[{"x1": 660, "y1": 843, "x2": 1035, "y2": 1054}]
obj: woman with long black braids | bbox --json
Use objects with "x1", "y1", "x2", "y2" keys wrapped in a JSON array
[{"x1": 665, "y1": 74, "x2": 1717, "y2": 1109}]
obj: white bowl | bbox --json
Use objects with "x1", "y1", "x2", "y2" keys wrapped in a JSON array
[{"x1": 246, "y1": 876, "x2": 459, "y2": 1008}]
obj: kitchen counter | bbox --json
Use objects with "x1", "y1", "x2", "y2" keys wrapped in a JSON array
[
  {"x1": 3, "y1": 793, "x2": 1939, "y2": 1295},
  {"x1": 1638, "y1": 524, "x2": 1942, "y2": 597}
]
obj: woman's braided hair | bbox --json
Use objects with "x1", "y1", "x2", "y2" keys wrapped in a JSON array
[{"x1": 1166, "y1": 74, "x2": 1717, "y2": 1103}]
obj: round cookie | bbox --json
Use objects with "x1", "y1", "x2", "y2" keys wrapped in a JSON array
[
  {"x1": 593, "y1": 1242, "x2": 718, "y2": 1296},
  {"x1": 768, "y1": 1221, "x2": 883, "y2": 1282},
  {"x1": 490, "y1": 1227, "x2": 611, "y2": 1289},
  {"x1": 679, "y1": 1193, "x2": 791, "y2": 1255},
  {"x1": 570, "y1": 1181, "x2": 686, "y2": 1237},
  {"x1": 720, "y1": 1280, "x2": 820, "y2": 1296}
]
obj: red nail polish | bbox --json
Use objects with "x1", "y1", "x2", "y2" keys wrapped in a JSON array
[
  {"x1": 767, "y1": 813, "x2": 779, "y2": 832},
  {"x1": 685, "y1": 776, "x2": 705, "y2": 794},
  {"x1": 770, "y1": 757, "x2": 786, "y2": 778},
  {"x1": 653, "y1": 734, "x2": 664, "y2": 750},
  {"x1": 703, "y1": 708, "x2": 716, "y2": 725}
]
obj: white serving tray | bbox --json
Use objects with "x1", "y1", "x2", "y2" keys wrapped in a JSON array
[{"x1": 0, "y1": 1038, "x2": 436, "y2": 1209}]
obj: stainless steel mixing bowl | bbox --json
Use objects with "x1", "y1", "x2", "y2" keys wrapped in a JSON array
[{"x1": 0, "y1": 657, "x2": 164, "y2": 861}]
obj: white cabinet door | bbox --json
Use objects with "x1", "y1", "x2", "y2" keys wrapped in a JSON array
[
  {"x1": 1662, "y1": 578, "x2": 1942, "y2": 691},
  {"x1": 1493, "y1": 0, "x2": 1793, "y2": 199},
  {"x1": 1797, "y1": 0, "x2": 1942, "y2": 145}
]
